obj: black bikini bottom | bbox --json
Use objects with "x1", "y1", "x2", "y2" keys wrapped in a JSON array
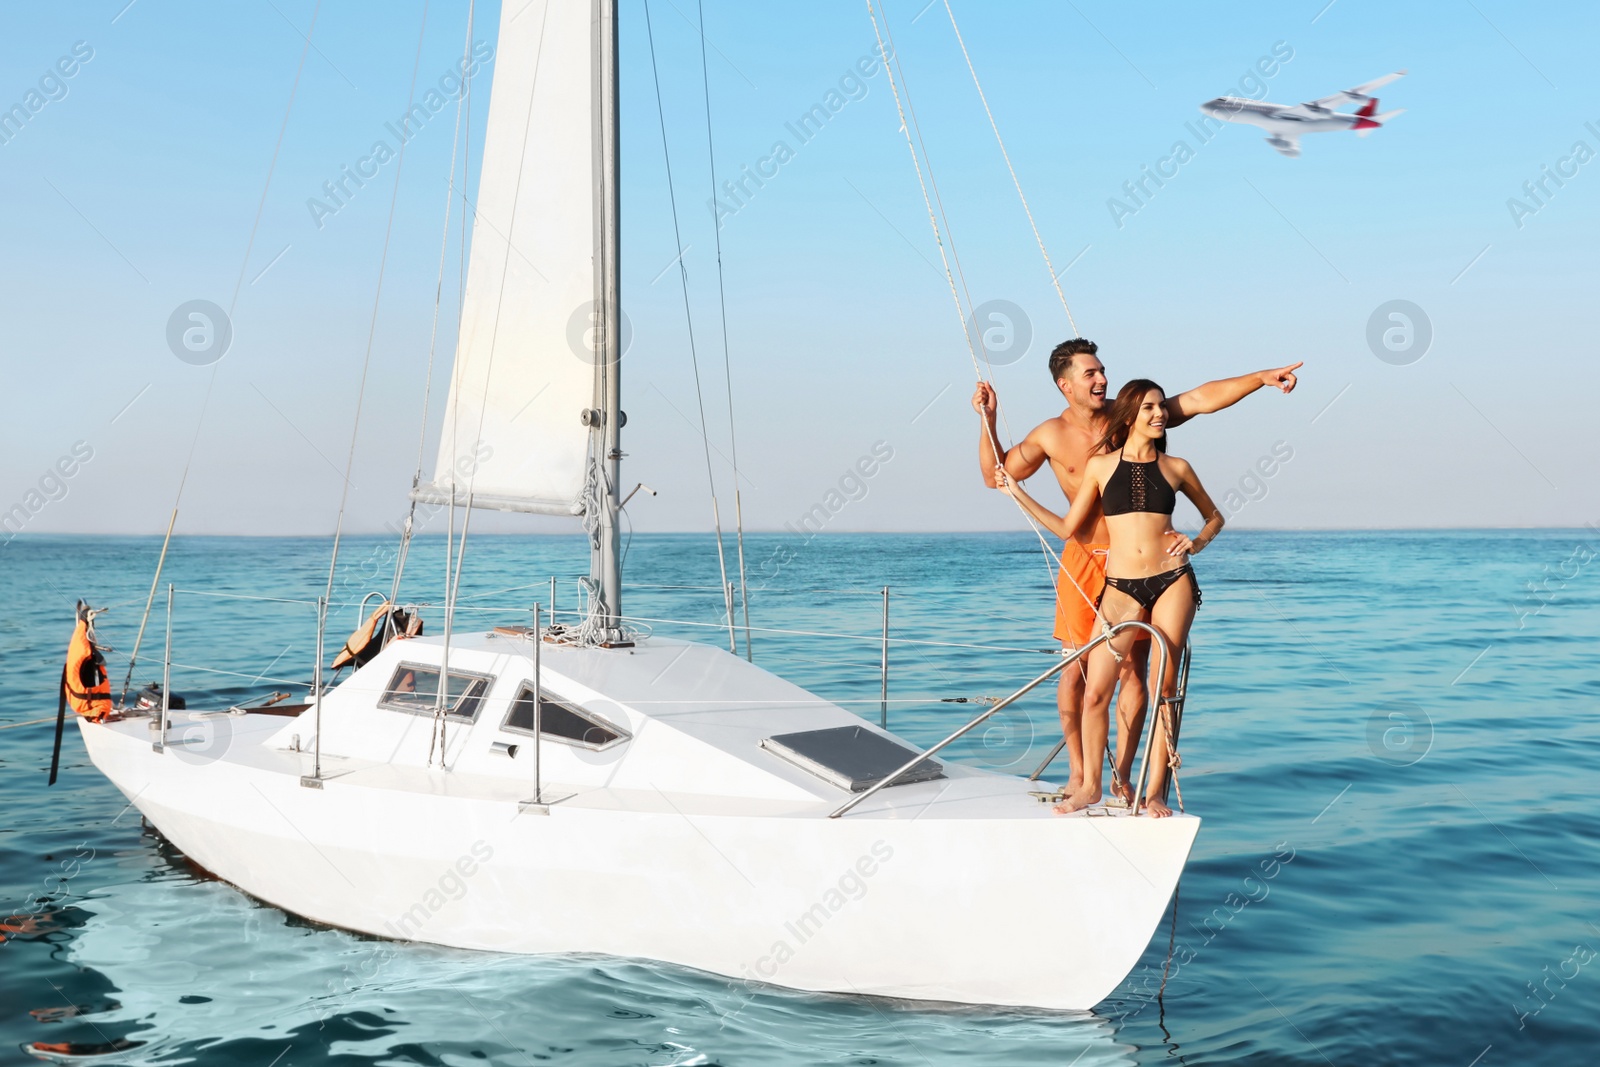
[{"x1": 1100, "y1": 563, "x2": 1200, "y2": 611}]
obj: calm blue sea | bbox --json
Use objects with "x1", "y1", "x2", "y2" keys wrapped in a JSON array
[{"x1": 2, "y1": 530, "x2": 1597, "y2": 1066}]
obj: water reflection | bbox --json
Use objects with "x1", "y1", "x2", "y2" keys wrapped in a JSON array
[{"x1": 38, "y1": 853, "x2": 1135, "y2": 1066}]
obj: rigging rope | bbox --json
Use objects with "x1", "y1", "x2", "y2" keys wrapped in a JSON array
[
  {"x1": 301, "y1": 0, "x2": 431, "y2": 753},
  {"x1": 322, "y1": 0, "x2": 433, "y2": 614},
  {"x1": 695, "y1": 0, "x2": 753, "y2": 662},
  {"x1": 393, "y1": 0, "x2": 478, "y2": 614},
  {"x1": 644, "y1": 0, "x2": 738, "y2": 656},
  {"x1": 940, "y1": 0, "x2": 1079, "y2": 336},
  {"x1": 861, "y1": 0, "x2": 1109, "y2": 659},
  {"x1": 878, "y1": 14, "x2": 1002, "y2": 412},
  {"x1": 433, "y1": 0, "x2": 555, "y2": 742},
  {"x1": 121, "y1": 0, "x2": 325, "y2": 702}
]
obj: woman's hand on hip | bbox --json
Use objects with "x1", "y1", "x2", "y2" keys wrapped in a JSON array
[{"x1": 1164, "y1": 530, "x2": 1195, "y2": 557}]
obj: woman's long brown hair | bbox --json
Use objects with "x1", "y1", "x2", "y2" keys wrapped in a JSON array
[{"x1": 1095, "y1": 378, "x2": 1168, "y2": 455}]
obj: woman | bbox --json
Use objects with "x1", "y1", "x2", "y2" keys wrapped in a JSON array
[{"x1": 997, "y1": 379, "x2": 1223, "y2": 817}]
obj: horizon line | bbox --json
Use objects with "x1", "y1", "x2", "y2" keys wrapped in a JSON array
[{"x1": 6, "y1": 524, "x2": 1597, "y2": 541}]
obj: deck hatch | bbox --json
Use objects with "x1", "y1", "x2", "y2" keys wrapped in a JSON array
[
  {"x1": 502, "y1": 684, "x2": 629, "y2": 750},
  {"x1": 378, "y1": 663, "x2": 494, "y2": 721},
  {"x1": 761, "y1": 726, "x2": 944, "y2": 793}
]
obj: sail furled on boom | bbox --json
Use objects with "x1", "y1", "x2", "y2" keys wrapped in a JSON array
[{"x1": 414, "y1": 0, "x2": 601, "y2": 517}]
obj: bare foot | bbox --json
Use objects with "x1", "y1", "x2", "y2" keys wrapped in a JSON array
[
  {"x1": 1142, "y1": 795, "x2": 1172, "y2": 818},
  {"x1": 1108, "y1": 773, "x2": 1133, "y2": 807},
  {"x1": 1053, "y1": 786, "x2": 1102, "y2": 814}
]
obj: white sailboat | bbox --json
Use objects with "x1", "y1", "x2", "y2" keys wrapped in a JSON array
[
  {"x1": 73, "y1": 0, "x2": 1198, "y2": 1012},
  {"x1": 47, "y1": 871, "x2": 1136, "y2": 1064}
]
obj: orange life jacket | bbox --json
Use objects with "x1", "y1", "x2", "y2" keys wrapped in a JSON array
[
  {"x1": 332, "y1": 601, "x2": 421, "y2": 670},
  {"x1": 65, "y1": 614, "x2": 113, "y2": 721}
]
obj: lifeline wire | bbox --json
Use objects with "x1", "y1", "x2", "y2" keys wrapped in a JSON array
[{"x1": 644, "y1": 0, "x2": 739, "y2": 655}]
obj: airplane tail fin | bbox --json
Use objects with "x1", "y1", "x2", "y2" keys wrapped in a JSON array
[
  {"x1": 1355, "y1": 108, "x2": 1405, "y2": 136},
  {"x1": 1356, "y1": 98, "x2": 1379, "y2": 118}
]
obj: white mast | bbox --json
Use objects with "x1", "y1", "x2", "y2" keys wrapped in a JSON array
[
  {"x1": 413, "y1": 0, "x2": 624, "y2": 639},
  {"x1": 592, "y1": 0, "x2": 623, "y2": 639}
]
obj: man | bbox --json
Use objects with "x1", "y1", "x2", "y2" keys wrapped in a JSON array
[{"x1": 974, "y1": 338, "x2": 1299, "y2": 804}]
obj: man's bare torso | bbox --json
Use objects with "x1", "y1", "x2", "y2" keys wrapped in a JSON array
[{"x1": 1033, "y1": 410, "x2": 1112, "y2": 544}]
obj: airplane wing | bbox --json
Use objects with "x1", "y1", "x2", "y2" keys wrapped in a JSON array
[
  {"x1": 1265, "y1": 134, "x2": 1301, "y2": 158},
  {"x1": 1286, "y1": 70, "x2": 1406, "y2": 115}
]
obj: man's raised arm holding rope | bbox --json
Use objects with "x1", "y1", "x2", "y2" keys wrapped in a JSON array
[{"x1": 972, "y1": 338, "x2": 1300, "y2": 806}]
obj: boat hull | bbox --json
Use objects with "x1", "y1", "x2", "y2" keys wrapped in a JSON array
[{"x1": 81, "y1": 714, "x2": 1197, "y2": 1011}]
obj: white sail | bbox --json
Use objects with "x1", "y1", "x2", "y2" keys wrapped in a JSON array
[{"x1": 416, "y1": 0, "x2": 601, "y2": 516}]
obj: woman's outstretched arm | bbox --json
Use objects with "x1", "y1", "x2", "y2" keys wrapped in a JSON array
[
  {"x1": 1165, "y1": 458, "x2": 1225, "y2": 557},
  {"x1": 995, "y1": 460, "x2": 1103, "y2": 541}
]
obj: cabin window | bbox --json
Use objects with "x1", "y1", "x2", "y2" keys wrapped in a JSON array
[
  {"x1": 502, "y1": 684, "x2": 627, "y2": 749},
  {"x1": 378, "y1": 663, "x2": 494, "y2": 721}
]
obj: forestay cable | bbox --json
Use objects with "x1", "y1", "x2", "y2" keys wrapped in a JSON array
[
  {"x1": 644, "y1": 0, "x2": 739, "y2": 655},
  {"x1": 695, "y1": 0, "x2": 753, "y2": 661},
  {"x1": 391, "y1": 0, "x2": 479, "y2": 617},
  {"x1": 121, "y1": 0, "x2": 325, "y2": 702},
  {"x1": 322, "y1": 0, "x2": 433, "y2": 633}
]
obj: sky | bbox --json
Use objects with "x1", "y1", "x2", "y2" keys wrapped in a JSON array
[{"x1": 1, "y1": 0, "x2": 1597, "y2": 542}]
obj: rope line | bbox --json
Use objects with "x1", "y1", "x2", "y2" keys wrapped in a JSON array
[
  {"x1": 874, "y1": 11, "x2": 1098, "y2": 652},
  {"x1": 402, "y1": 0, "x2": 477, "y2": 548},
  {"x1": 940, "y1": 0, "x2": 1079, "y2": 335},
  {"x1": 428, "y1": 0, "x2": 555, "y2": 751},
  {"x1": 861, "y1": 0, "x2": 1108, "y2": 661},
  {"x1": 644, "y1": 0, "x2": 738, "y2": 655},
  {"x1": 695, "y1": 0, "x2": 753, "y2": 661},
  {"x1": 322, "y1": 0, "x2": 433, "y2": 610},
  {"x1": 121, "y1": 1, "x2": 324, "y2": 699},
  {"x1": 862, "y1": 1, "x2": 982, "y2": 380},
  {"x1": 166, "y1": 663, "x2": 313, "y2": 687},
  {"x1": 607, "y1": 613, "x2": 1054, "y2": 653},
  {"x1": 1161, "y1": 698, "x2": 1185, "y2": 812},
  {"x1": 878, "y1": 12, "x2": 1001, "y2": 416}
]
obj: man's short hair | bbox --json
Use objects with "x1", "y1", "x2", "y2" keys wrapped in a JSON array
[{"x1": 1048, "y1": 338, "x2": 1099, "y2": 382}]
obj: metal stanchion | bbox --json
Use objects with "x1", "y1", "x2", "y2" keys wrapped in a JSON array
[
  {"x1": 533, "y1": 603, "x2": 542, "y2": 804},
  {"x1": 154, "y1": 584, "x2": 172, "y2": 752},
  {"x1": 879, "y1": 586, "x2": 889, "y2": 729},
  {"x1": 302, "y1": 595, "x2": 326, "y2": 788},
  {"x1": 519, "y1": 604, "x2": 553, "y2": 815}
]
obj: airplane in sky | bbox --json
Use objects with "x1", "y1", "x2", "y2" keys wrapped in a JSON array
[{"x1": 1200, "y1": 71, "x2": 1407, "y2": 157}]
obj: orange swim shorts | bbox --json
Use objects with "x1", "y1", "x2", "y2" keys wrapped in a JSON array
[{"x1": 1053, "y1": 541, "x2": 1109, "y2": 649}]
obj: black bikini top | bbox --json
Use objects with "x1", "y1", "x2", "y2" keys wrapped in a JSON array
[{"x1": 1101, "y1": 448, "x2": 1176, "y2": 517}]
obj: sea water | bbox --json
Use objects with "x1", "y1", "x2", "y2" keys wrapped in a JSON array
[{"x1": 1, "y1": 530, "x2": 1596, "y2": 1066}]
